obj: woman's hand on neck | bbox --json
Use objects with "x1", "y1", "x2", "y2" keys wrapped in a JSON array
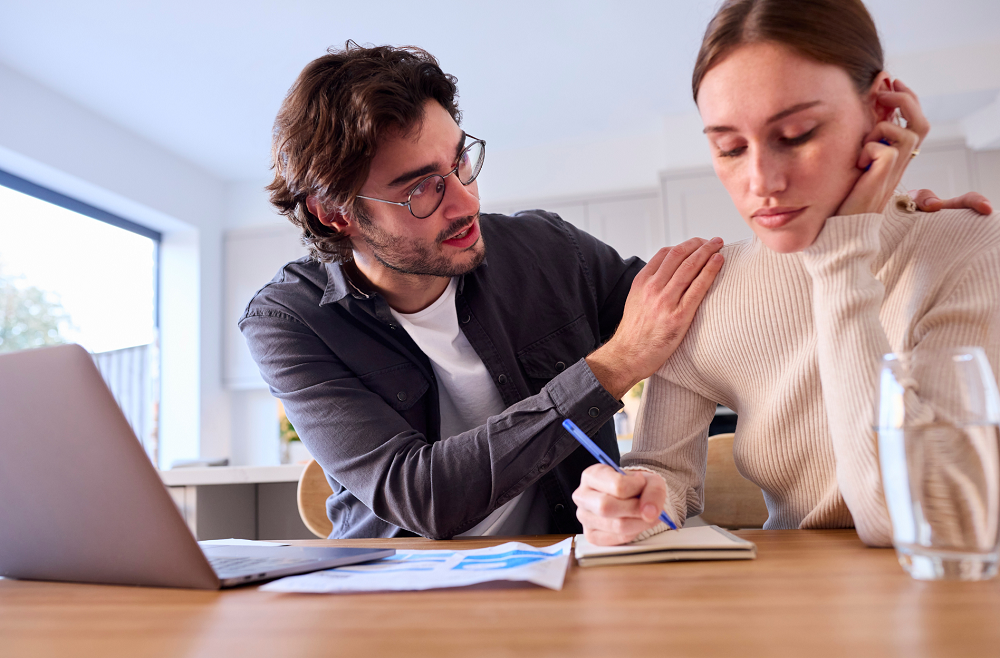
[{"x1": 836, "y1": 78, "x2": 929, "y2": 217}]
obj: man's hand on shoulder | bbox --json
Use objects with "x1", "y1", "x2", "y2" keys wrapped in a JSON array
[
  {"x1": 912, "y1": 189, "x2": 993, "y2": 215},
  {"x1": 586, "y1": 237, "x2": 724, "y2": 400}
]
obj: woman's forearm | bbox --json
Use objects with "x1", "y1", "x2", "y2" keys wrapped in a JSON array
[{"x1": 802, "y1": 212, "x2": 894, "y2": 547}]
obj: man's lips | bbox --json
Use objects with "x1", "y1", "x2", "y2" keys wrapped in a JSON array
[
  {"x1": 751, "y1": 206, "x2": 807, "y2": 229},
  {"x1": 441, "y1": 219, "x2": 479, "y2": 247}
]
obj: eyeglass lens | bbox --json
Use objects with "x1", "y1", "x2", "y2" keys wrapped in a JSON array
[{"x1": 409, "y1": 140, "x2": 485, "y2": 218}]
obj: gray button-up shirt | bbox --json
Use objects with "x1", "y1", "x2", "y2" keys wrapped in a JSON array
[{"x1": 239, "y1": 210, "x2": 643, "y2": 538}]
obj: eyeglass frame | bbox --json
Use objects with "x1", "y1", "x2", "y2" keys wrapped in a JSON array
[{"x1": 355, "y1": 134, "x2": 486, "y2": 219}]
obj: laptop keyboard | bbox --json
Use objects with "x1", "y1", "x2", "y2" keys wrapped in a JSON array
[{"x1": 207, "y1": 555, "x2": 319, "y2": 578}]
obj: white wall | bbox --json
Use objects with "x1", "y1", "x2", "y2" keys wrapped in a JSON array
[
  {"x1": 0, "y1": 61, "x2": 229, "y2": 468},
  {"x1": 9, "y1": 49, "x2": 992, "y2": 468}
]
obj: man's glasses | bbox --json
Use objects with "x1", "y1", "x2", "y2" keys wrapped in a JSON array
[{"x1": 356, "y1": 135, "x2": 485, "y2": 219}]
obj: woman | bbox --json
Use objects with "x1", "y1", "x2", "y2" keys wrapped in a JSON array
[{"x1": 573, "y1": 0, "x2": 1000, "y2": 547}]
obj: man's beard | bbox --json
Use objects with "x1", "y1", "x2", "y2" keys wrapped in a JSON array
[{"x1": 354, "y1": 213, "x2": 486, "y2": 277}]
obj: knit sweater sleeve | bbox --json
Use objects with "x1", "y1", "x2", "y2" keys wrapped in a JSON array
[
  {"x1": 801, "y1": 213, "x2": 895, "y2": 546},
  {"x1": 801, "y1": 209, "x2": 1000, "y2": 546},
  {"x1": 621, "y1": 367, "x2": 718, "y2": 526}
]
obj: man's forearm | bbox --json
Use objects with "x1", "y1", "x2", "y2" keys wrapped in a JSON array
[{"x1": 586, "y1": 343, "x2": 637, "y2": 401}]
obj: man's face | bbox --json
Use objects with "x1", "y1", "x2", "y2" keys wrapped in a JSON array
[{"x1": 350, "y1": 100, "x2": 484, "y2": 278}]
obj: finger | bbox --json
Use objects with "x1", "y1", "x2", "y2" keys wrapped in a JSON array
[
  {"x1": 856, "y1": 139, "x2": 896, "y2": 175},
  {"x1": 876, "y1": 87, "x2": 930, "y2": 142},
  {"x1": 581, "y1": 520, "x2": 650, "y2": 546},
  {"x1": 573, "y1": 485, "x2": 644, "y2": 521},
  {"x1": 679, "y1": 251, "x2": 724, "y2": 312},
  {"x1": 637, "y1": 473, "x2": 668, "y2": 522},
  {"x1": 579, "y1": 464, "x2": 646, "y2": 500},
  {"x1": 891, "y1": 78, "x2": 919, "y2": 103},
  {"x1": 863, "y1": 120, "x2": 920, "y2": 159},
  {"x1": 647, "y1": 237, "x2": 709, "y2": 288},
  {"x1": 911, "y1": 189, "x2": 943, "y2": 212},
  {"x1": 660, "y1": 237, "x2": 724, "y2": 306},
  {"x1": 577, "y1": 506, "x2": 656, "y2": 540},
  {"x1": 938, "y1": 192, "x2": 994, "y2": 216},
  {"x1": 637, "y1": 245, "x2": 674, "y2": 285}
]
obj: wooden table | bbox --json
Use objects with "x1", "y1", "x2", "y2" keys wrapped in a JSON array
[{"x1": 2, "y1": 530, "x2": 998, "y2": 657}]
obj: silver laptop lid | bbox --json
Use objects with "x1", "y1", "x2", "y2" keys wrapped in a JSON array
[{"x1": 0, "y1": 344, "x2": 219, "y2": 589}]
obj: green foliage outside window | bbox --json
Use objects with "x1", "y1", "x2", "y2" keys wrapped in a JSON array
[{"x1": 0, "y1": 270, "x2": 72, "y2": 353}]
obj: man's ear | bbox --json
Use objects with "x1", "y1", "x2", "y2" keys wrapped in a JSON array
[
  {"x1": 306, "y1": 195, "x2": 351, "y2": 232},
  {"x1": 866, "y1": 72, "x2": 895, "y2": 124}
]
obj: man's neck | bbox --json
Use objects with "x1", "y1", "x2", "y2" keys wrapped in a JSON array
[{"x1": 347, "y1": 257, "x2": 451, "y2": 315}]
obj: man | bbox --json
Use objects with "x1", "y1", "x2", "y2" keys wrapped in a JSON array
[{"x1": 241, "y1": 44, "x2": 988, "y2": 539}]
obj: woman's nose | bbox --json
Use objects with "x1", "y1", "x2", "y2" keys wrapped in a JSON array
[{"x1": 748, "y1": 149, "x2": 787, "y2": 198}]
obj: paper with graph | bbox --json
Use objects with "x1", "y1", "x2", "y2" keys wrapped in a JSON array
[{"x1": 259, "y1": 538, "x2": 573, "y2": 593}]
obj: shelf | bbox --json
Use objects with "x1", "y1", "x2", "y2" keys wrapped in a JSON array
[{"x1": 159, "y1": 464, "x2": 305, "y2": 487}]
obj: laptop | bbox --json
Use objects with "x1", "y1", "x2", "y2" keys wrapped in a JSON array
[{"x1": 0, "y1": 344, "x2": 393, "y2": 589}]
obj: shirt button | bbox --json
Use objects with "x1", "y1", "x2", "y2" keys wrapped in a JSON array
[
  {"x1": 498, "y1": 374, "x2": 507, "y2": 385},
  {"x1": 588, "y1": 407, "x2": 600, "y2": 418},
  {"x1": 397, "y1": 392, "x2": 407, "y2": 402},
  {"x1": 554, "y1": 361, "x2": 566, "y2": 373},
  {"x1": 461, "y1": 314, "x2": 471, "y2": 324},
  {"x1": 554, "y1": 504, "x2": 565, "y2": 514}
]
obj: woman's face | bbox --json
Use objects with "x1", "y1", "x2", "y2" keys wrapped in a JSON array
[{"x1": 697, "y1": 42, "x2": 880, "y2": 253}]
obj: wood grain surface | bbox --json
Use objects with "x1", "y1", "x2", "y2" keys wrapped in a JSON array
[{"x1": 2, "y1": 530, "x2": 998, "y2": 657}]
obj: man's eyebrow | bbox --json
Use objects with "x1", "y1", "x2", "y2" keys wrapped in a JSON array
[
  {"x1": 702, "y1": 101, "x2": 823, "y2": 134},
  {"x1": 388, "y1": 163, "x2": 439, "y2": 188},
  {"x1": 387, "y1": 133, "x2": 468, "y2": 189}
]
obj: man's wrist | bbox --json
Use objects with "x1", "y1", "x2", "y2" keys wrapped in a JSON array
[{"x1": 585, "y1": 343, "x2": 636, "y2": 401}]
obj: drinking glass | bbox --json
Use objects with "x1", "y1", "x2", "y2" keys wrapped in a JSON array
[{"x1": 877, "y1": 347, "x2": 1000, "y2": 581}]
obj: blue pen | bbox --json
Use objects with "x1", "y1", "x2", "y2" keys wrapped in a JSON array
[{"x1": 562, "y1": 418, "x2": 678, "y2": 530}]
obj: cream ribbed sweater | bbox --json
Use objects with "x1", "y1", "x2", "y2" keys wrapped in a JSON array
[{"x1": 622, "y1": 198, "x2": 1000, "y2": 546}]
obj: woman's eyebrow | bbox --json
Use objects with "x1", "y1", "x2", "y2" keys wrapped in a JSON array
[
  {"x1": 703, "y1": 100, "x2": 823, "y2": 134},
  {"x1": 765, "y1": 100, "x2": 823, "y2": 124}
]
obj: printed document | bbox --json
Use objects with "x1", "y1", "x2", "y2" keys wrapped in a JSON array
[{"x1": 260, "y1": 539, "x2": 572, "y2": 593}]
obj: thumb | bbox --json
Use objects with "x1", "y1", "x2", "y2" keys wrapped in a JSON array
[
  {"x1": 637, "y1": 472, "x2": 668, "y2": 523},
  {"x1": 911, "y1": 189, "x2": 942, "y2": 212}
]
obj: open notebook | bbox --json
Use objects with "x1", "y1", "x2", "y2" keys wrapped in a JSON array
[{"x1": 574, "y1": 525, "x2": 757, "y2": 567}]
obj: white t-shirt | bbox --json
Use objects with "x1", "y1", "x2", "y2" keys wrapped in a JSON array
[{"x1": 390, "y1": 279, "x2": 548, "y2": 537}]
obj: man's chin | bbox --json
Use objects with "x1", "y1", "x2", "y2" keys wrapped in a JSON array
[{"x1": 452, "y1": 239, "x2": 486, "y2": 275}]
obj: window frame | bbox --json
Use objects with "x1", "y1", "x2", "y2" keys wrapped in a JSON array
[{"x1": 0, "y1": 168, "x2": 162, "y2": 328}]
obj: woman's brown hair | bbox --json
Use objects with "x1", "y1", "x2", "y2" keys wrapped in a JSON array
[
  {"x1": 692, "y1": 0, "x2": 884, "y2": 104},
  {"x1": 268, "y1": 43, "x2": 461, "y2": 262}
]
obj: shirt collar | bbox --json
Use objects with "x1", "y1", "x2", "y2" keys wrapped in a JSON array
[{"x1": 320, "y1": 260, "x2": 371, "y2": 306}]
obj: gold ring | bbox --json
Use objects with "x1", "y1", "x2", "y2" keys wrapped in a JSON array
[{"x1": 910, "y1": 149, "x2": 920, "y2": 159}]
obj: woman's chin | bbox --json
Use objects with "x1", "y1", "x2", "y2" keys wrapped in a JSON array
[{"x1": 752, "y1": 228, "x2": 818, "y2": 254}]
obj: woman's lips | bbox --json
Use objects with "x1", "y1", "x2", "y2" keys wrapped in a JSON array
[{"x1": 751, "y1": 206, "x2": 807, "y2": 229}]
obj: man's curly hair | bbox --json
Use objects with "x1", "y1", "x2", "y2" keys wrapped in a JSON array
[{"x1": 267, "y1": 43, "x2": 461, "y2": 262}]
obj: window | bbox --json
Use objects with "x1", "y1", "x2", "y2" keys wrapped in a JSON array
[{"x1": 0, "y1": 169, "x2": 161, "y2": 464}]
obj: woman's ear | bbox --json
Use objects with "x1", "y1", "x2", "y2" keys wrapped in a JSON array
[
  {"x1": 306, "y1": 195, "x2": 351, "y2": 232},
  {"x1": 866, "y1": 72, "x2": 895, "y2": 123}
]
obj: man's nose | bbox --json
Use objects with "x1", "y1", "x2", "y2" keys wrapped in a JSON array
[
  {"x1": 748, "y1": 148, "x2": 787, "y2": 199},
  {"x1": 441, "y1": 169, "x2": 479, "y2": 217}
]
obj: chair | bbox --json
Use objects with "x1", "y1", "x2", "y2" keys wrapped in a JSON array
[
  {"x1": 700, "y1": 433, "x2": 770, "y2": 529},
  {"x1": 297, "y1": 459, "x2": 334, "y2": 538}
]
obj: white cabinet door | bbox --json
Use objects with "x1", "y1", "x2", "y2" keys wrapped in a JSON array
[
  {"x1": 661, "y1": 169, "x2": 752, "y2": 246},
  {"x1": 901, "y1": 142, "x2": 972, "y2": 201},
  {"x1": 224, "y1": 225, "x2": 308, "y2": 389},
  {"x1": 587, "y1": 195, "x2": 662, "y2": 261}
]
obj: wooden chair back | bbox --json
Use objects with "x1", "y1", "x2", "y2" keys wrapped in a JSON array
[
  {"x1": 700, "y1": 433, "x2": 770, "y2": 529},
  {"x1": 297, "y1": 459, "x2": 334, "y2": 539}
]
